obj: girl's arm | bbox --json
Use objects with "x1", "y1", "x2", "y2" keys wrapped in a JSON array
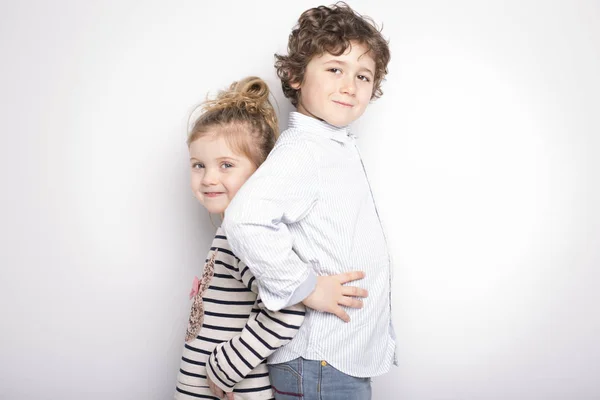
[
  {"x1": 206, "y1": 298, "x2": 305, "y2": 393},
  {"x1": 206, "y1": 259, "x2": 305, "y2": 393}
]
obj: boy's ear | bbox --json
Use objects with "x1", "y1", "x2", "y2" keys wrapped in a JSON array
[
  {"x1": 287, "y1": 70, "x2": 301, "y2": 90},
  {"x1": 290, "y1": 80, "x2": 301, "y2": 90}
]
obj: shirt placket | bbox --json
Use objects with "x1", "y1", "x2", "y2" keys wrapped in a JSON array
[{"x1": 353, "y1": 141, "x2": 398, "y2": 365}]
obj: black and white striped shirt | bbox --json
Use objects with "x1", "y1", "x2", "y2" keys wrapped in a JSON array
[
  {"x1": 223, "y1": 112, "x2": 396, "y2": 378},
  {"x1": 175, "y1": 229, "x2": 305, "y2": 399}
]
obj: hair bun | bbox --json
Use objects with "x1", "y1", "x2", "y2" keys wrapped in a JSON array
[
  {"x1": 234, "y1": 77, "x2": 269, "y2": 104},
  {"x1": 187, "y1": 76, "x2": 279, "y2": 165},
  {"x1": 203, "y1": 76, "x2": 271, "y2": 117}
]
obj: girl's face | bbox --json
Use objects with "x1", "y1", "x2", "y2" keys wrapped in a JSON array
[{"x1": 189, "y1": 132, "x2": 257, "y2": 215}]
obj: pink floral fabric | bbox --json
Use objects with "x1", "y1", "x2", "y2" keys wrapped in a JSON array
[{"x1": 185, "y1": 250, "x2": 217, "y2": 343}]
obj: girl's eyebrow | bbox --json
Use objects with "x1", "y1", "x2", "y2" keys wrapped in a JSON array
[{"x1": 189, "y1": 156, "x2": 238, "y2": 162}]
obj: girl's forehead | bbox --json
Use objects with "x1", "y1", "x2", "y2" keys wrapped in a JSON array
[
  {"x1": 189, "y1": 134, "x2": 247, "y2": 161},
  {"x1": 190, "y1": 134, "x2": 228, "y2": 152}
]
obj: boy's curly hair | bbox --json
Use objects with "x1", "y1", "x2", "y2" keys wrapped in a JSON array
[{"x1": 275, "y1": 2, "x2": 390, "y2": 107}]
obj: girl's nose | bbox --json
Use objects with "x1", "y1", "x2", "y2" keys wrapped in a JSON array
[{"x1": 202, "y1": 168, "x2": 219, "y2": 185}]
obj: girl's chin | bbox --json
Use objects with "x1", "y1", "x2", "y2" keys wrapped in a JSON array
[{"x1": 205, "y1": 205, "x2": 226, "y2": 215}]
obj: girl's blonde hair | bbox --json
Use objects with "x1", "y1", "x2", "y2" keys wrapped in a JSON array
[{"x1": 187, "y1": 77, "x2": 279, "y2": 167}]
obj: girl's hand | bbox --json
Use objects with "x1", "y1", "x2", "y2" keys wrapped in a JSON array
[{"x1": 207, "y1": 376, "x2": 235, "y2": 399}]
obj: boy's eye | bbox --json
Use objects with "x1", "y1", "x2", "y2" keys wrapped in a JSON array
[
  {"x1": 328, "y1": 68, "x2": 342, "y2": 74},
  {"x1": 221, "y1": 162, "x2": 234, "y2": 169},
  {"x1": 192, "y1": 162, "x2": 204, "y2": 169},
  {"x1": 358, "y1": 75, "x2": 371, "y2": 82}
]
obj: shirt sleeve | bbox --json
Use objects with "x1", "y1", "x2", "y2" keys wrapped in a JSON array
[{"x1": 222, "y1": 142, "x2": 320, "y2": 311}]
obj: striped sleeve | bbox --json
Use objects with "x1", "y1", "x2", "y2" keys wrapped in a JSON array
[
  {"x1": 231, "y1": 259, "x2": 258, "y2": 293},
  {"x1": 206, "y1": 298, "x2": 305, "y2": 392}
]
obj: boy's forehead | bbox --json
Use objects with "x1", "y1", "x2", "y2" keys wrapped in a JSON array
[{"x1": 316, "y1": 43, "x2": 375, "y2": 65}]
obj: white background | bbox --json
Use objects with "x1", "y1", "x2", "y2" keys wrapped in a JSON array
[{"x1": 1, "y1": 1, "x2": 598, "y2": 399}]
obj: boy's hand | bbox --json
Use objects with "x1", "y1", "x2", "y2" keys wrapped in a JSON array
[{"x1": 302, "y1": 271, "x2": 368, "y2": 322}]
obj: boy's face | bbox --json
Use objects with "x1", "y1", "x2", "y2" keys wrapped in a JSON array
[{"x1": 292, "y1": 41, "x2": 375, "y2": 127}]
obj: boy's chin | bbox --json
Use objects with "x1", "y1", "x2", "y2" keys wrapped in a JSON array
[
  {"x1": 324, "y1": 116, "x2": 355, "y2": 127},
  {"x1": 322, "y1": 111, "x2": 363, "y2": 127}
]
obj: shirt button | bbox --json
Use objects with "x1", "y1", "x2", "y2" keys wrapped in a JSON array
[{"x1": 321, "y1": 360, "x2": 327, "y2": 366}]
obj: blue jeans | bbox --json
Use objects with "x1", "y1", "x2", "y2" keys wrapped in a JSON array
[{"x1": 268, "y1": 357, "x2": 371, "y2": 400}]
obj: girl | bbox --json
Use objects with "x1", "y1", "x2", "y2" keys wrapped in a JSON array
[{"x1": 175, "y1": 77, "x2": 305, "y2": 400}]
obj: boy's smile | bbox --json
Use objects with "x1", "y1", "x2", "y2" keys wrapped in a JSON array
[
  {"x1": 333, "y1": 100, "x2": 354, "y2": 107},
  {"x1": 292, "y1": 41, "x2": 375, "y2": 127}
]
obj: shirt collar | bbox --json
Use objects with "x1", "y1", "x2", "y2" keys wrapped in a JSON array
[{"x1": 288, "y1": 112, "x2": 354, "y2": 144}]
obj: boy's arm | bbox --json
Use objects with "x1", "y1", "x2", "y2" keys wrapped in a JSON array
[
  {"x1": 222, "y1": 143, "x2": 320, "y2": 311},
  {"x1": 223, "y1": 143, "x2": 368, "y2": 318}
]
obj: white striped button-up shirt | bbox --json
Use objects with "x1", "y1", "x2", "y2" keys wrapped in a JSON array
[{"x1": 223, "y1": 112, "x2": 396, "y2": 377}]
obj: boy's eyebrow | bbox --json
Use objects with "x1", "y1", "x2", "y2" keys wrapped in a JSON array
[{"x1": 324, "y1": 59, "x2": 374, "y2": 76}]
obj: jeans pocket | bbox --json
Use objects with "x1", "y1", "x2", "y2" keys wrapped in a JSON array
[{"x1": 268, "y1": 358, "x2": 303, "y2": 399}]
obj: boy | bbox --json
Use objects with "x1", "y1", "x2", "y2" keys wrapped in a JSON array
[{"x1": 223, "y1": 3, "x2": 395, "y2": 399}]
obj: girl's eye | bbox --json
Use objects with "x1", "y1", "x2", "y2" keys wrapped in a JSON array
[
  {"x1": 192, "y1": 163, "x2": 204, "y2": 169},
  {"x1": 358, "y1": 75, "x2": 371, "y2": 82},
  {"x1": 221, "y1": 162, "x2": 233, "y2": 169},
  {"x1": 328, "y1": 68, "x2": 342, "y2": 74}
]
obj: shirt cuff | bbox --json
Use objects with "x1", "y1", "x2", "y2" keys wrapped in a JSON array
[{"x1": 285, "y1": 269, "x2": 317, "y2": 307}]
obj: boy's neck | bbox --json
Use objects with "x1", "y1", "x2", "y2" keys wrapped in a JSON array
[
  {"x1": 292, "y1": 109, "x2": 351, "y2": 130},
  {"x1": 288, "y1": 111, "x2": 353, "y2": 143}
]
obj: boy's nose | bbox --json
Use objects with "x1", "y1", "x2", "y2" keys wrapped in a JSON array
[{"x1": 340, "y1": 77, "x2": 356, "y2": 95}]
